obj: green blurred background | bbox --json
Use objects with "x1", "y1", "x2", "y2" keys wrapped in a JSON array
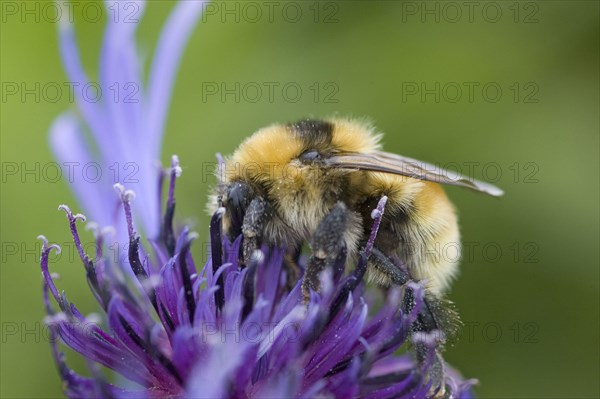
[{"x1": 1, "y1": 1, "x2": 598, "y2": 398}]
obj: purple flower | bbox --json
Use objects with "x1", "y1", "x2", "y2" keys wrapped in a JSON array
[
  {"x1": 40, "y1": 163, "x2": 476, "y2": 398},
  {"x1": 41, "y1": 1, "x2": 477, "y2": 397}
]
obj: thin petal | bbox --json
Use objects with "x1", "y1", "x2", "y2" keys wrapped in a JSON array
[
  {"x1": 49, "y1": 113, "x2": 115, "y2": 229},
  {"x1": 99, "y1": 0, "x2": 146, "y2": 150},
  {"x1": 146, "y1": 1, "x2": 207, "y2": 158},
  {"x1": 57, "y1": 14, "x2": 106, "y2": 147}
]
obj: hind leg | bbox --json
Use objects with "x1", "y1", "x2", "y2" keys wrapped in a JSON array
[{"x1": 369, "y1": 248, "x2": 455, "y2": 398}]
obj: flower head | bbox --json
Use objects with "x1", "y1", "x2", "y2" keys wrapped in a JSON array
[{"x1": 41, "y1": 159, "x2": 476, "y2": 398}]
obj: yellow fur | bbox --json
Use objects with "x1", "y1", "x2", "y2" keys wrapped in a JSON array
[
  {"x1": 329, "y1": 118, "x2": 382, "y2": 153},
  {"x1": 226, "y1": 123, "x2": 303, "y2": 184}
]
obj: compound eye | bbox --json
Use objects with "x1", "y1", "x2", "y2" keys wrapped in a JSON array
[{"x1": 299, "y1": 149, "x2": 321, "y2": 163}]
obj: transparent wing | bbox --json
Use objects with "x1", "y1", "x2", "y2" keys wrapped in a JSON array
[{"x1": 325, "y1": 151, "x2": 504, "y2": 197}]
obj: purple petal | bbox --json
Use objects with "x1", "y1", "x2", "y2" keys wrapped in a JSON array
[
  {"x1": 145, "y1": 1, "x2": 207, "y2": 160},
  {"x1": 98, "y1": 1, "x2": 145, "y2": 150},
  {"x1": 49, "y1": 114, "x2": 116, "y2": 230},
  {"x1": 56, "y1": 16, "x2": 106, "y2": 147},
  {"x1": 185, "y1": 343, "x2": 246, "y2": 399}
]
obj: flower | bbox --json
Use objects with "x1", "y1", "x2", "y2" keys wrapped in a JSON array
[
  {"x1": 40, "y1": 161, "x2": 476, "y2": 398},
  {"x1": 49, "y1": 0, "x2": 206, "y2": 241}
]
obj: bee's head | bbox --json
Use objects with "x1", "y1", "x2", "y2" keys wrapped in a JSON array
[{"x1": 227, "y1": 118, "x2": 381, "y2": 185}]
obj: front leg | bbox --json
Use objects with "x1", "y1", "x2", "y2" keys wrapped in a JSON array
[
  {"x1": 241, "y1": 196, "x2": 270, "y2": 265},
  {"x1": 223, "y1": 181, "x2": 255, "y2": 240},
  {"x1": 221, "y1": 181, "x2": 272, "y2": 265},
  {"x1": 302, "y1": 202, "x2": 350, "y2": 302}
]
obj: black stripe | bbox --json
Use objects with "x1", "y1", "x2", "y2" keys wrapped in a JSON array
[{"x1": 289, "y1": 119, "x2": 334, "y2": 148}]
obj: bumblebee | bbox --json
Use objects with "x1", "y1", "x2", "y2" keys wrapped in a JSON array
[{"x1": 208, "y1": 118, "x2": 502, "y2": 395}]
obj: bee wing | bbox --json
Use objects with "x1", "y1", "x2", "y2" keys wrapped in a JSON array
[{"x1": 325, "y1": 151, "x2": 504, "y2": 197}]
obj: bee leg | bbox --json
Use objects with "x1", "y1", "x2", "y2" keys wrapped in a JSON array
[
  {"x1": 302, "y1": 202, "x2": 349, "y2": 303},
  {"x1": 369, "y1": 247, "x2": 410, "y2": 285},
  {"x1": 403, "y1": 286, "x2": 450, "y2": 398},
  {"x1": 241, "y1": 196, "x2": 270, "y2": 265},
  {"x1": 370, "y1": 249, "x2": 449, "y2": 397},
  {"x1": 224, "y1": 181, "x2": 255, "y2": 239},
  {"x1": 413, "y1": 298, "x2": 449, "y2": 397}
]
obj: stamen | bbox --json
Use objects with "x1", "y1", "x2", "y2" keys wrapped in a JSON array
[
  {"x1": 160, "y1": 155, "x2": 181, "y2": 257},
  {"x1": 241, "y1": 254, "x2": 260, "y2": 322},
  {"x1": 114, "y1": 183, "x2": 144, "y2": 273},
  {"x1": 329, "y1": 196, "x2": 388, "y2": 322},
  {"x1": 37, "y1": 234, "x2": 48, "y2": 248},
  {"x1": 115, "y1": 183, "x2": 162, "y2": 314},
  {"x1": 39, "y1": 236, "x2": 62, "y2": 304},
  {"x1": 172, "y1": 155, "x2": 183, "y2": 175},
  {"x1": 114, "y1": 184, "x2": 136, "y2": 239},
  {"x1": 58, "y1": 205, "x2": 86, "y2": 261},
  {"x1": 157, "y1": 160, "x2": 167, "y2": 220},
  {"x1": 80, "y1": 223, "x2": 114, "y2": 308},
  {"x1": 168, "y1": 155, "x2": 181, "y2": 207},
  {"x1": 210, "y1": 209, "x2": 224, "y2": 311},
  {"x1": 128, "y1": 237, "x2": 147, "y2": 278},
  {"x1": 57, "y1": 206, "x2": 107, "y2": 308},
  {"x1": 363, "y1": 196, "x2": 388, "y2": 257},
  {"x1": 179, "y1": 233, "x2": 197, "y2": 324},
  {"x1": 37, "y1": 235, "x2": 62, "y2": 255}
]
